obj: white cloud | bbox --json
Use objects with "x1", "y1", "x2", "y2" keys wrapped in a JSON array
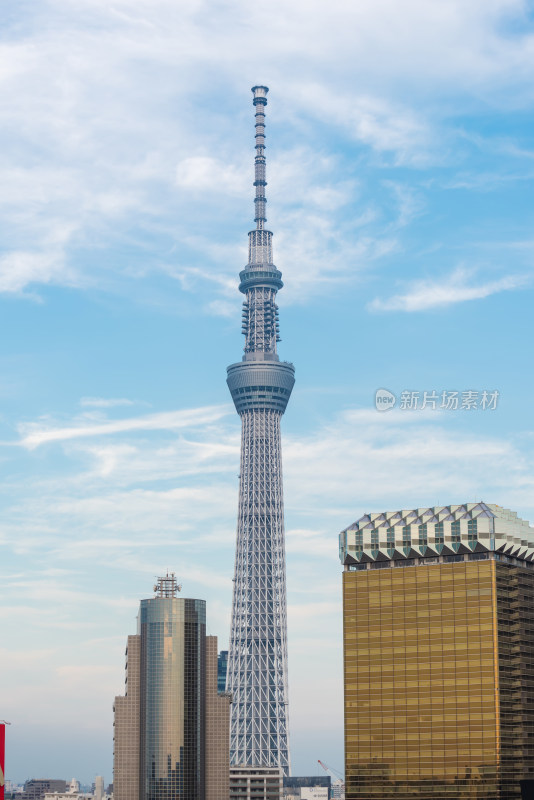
[
  {"x1": 0, "y1": 0, "x2": 530, "y2": 301},
  {"x1": 0, "y1": 248, "x2": 71, "y2": 294},
  {"x1": 272, "y1": 207, "x2": 398, "y2": 304},
  {"x1": 382, "y1": 181, "x2": 426, "y2": 229},
  {"x1": 205, "y1": 298, "x2": 240, "y2": 317},
  {"x1": 288, "y1": 600, "x2": 340, "y2": 621},
  {"x1": 286, "y1": 528, "x2": 340, "y2": 559},
  {"x1": 80, "y1": 397, "x2": 137, "y2": 408},
  {"x1": 290, "y1": 83, "x2": 432, "y2": 165},
  {"x1": 2, "y1": 577, "x2": 136, "y2": 609},
  {"x1": 283, "y1": 407, "x2": 530, "y2": 523},
  {"x1": 16, "y1": 404, "x2": 231, "y2": 449},
  {"x1": 368, "y1": 267, "x2": 527, "y2": 312},
  {"x1": 8, "y1": 403, "x2": 533, "y2": 559},
  {"x1": 160, "y1": 144, "x2": 392, "y2": 305},
  {"x1": 176, "y1": 156, "x2": 249, "y2": 196}
]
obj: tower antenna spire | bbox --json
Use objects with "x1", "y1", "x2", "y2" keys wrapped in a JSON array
[
  {"x1": 251, "y1": 85, "x2": 269, "y2": 231},
  {"x1": 225, "y1": 87, "x2": 295, "y2": 775}
]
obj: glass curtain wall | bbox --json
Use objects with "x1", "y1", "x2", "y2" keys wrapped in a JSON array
[
  {"x1": 139, "y1": 597, "x2": 206, "y2": 800},
  {"x1": 343, "y1": 560, "x2": 534, "y2": 799}
]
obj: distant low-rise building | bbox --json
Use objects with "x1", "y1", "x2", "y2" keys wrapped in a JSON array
[
  {"x1": 230, "y1": 766, "x2": 282, "y2": 800},
  {"x1": 283, "y1": 777, "x2": 330, "y2": 800},
  {"x1": 21, "y1": 780, "x2": 67, "y2": 800},
  {"x1": 42, "y1": 776, "x2": 111, "y2": 800},
  {"x1": 331, "y1": 779, "x2": 344, "y2": 800},
  {"x1": 301, "y1": 789, "x2": 328, "y2": 800},
  {"x1": 43, "y1": 778, "x2": 82, "y2": 799}
]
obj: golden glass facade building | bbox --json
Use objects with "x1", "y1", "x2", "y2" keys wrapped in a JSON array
[{"x1": 339, "y1": 503, "x2": 534, "y2": 800}]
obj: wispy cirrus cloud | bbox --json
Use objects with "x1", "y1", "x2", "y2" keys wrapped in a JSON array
[
  {"x1": 80, "y1": 397, "x2": 137, "y2": 408},
  {"x1": 16, "y1": 404, "x2": 231, "y2": 449},
  {"x1": 292, "y1": 83, "x2": 433, "y2": 166},
  {"x1": 0, "y1": 0, "x2": 531, "y2": 301},
  {"x1": 164, "y1": 145, "x2": 393, "y2": 307},
  {"x1": 175, "y1": 156, "x2": 249, "y2": 196},
  {"x1": 0, "y1": 242, "x2": 75, "y2": 295},
  {"x1": 367, "y1": 267, "x2": 527, "y2": 312},
  {"x1": 284, "y1": 407, "x2": 528, "y2": 519},
  {"x1": 8, "y1": 402, "x2": 532, "y2": 558}
]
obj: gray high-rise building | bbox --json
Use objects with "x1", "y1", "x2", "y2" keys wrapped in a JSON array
[
  {"x1": 226, "y1": 86, "x2": 294, "y2": 775},
  {"x1": 113, "y1": 573, "x2": 231, "y2": 800}
]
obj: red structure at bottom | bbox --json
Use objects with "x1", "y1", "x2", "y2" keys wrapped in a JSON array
[{"x1": 0, "y1": 723, "x2": 5, "y2": 800}]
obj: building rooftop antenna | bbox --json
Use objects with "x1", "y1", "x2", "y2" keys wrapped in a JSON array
[{"x1": 153, "y1": 572, "x2": 181, "y2": 597}]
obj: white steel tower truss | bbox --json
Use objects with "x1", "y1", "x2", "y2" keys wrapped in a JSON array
[{"x1": 226, "y1": 86, "x2": 294, "y2": 776}]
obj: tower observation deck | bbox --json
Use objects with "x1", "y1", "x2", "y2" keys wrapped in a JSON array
[{"x1": 226, "y1": 86, "x2": 294, "y2": 775}]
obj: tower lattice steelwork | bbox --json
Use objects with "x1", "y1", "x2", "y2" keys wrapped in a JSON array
[{"x1": 226, "y1": 86, "x2": 294, "y2": 775}]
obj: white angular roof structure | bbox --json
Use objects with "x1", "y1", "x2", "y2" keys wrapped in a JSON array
[{"x1": 339, "y1": 502, "x2": 534, "y2": 566}]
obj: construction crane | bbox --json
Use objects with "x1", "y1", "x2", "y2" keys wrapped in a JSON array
[{"x1": 318, "y1": 760, "x2": 345, "y2": 798}]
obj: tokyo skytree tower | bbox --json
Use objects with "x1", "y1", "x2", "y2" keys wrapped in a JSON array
[{"x1": 226, "y1": 86, "x2": 294, "y2": 775}]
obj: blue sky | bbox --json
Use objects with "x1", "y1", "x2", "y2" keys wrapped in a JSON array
[{"x1": 1, "y1": 0, "x2": 534, "y2": 786}]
